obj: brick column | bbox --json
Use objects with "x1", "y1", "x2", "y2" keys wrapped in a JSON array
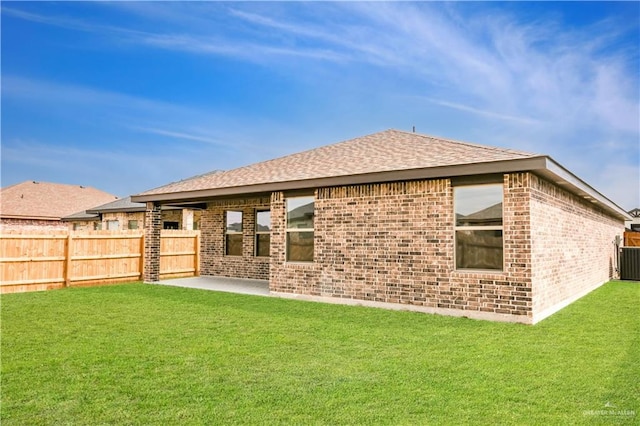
[{"x1": 144, "y1": 202, "x2": 162, "y2": 282}]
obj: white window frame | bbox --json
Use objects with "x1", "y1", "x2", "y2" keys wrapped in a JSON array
[
  {"x1": 286, "y1": 196, "x2": 314, "y2": 263},
  {"x1": 453, "y1": 184, "x2": 504, "y2": 271}
]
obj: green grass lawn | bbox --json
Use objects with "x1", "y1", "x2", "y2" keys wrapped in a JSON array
[{"x1": 1, "y1": 281, "x2": 638, "y2": 425}]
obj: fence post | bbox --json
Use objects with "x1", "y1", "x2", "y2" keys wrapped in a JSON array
[
  {"x1": 195, "y1": 232, "x2": 201, "y2": 277},
  {"x1": 64, "y1": 233, "x2": 73, "y2": 287},
  {"x1": 139, "y1": 234, "x2": 145, "y2": 281}
]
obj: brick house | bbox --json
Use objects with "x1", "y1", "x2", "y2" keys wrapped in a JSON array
[
  {"x1": 63, "y1": 196, "x2": 201, "y2": 231},
  {"x1": 626, "y1": 208, "x2": 640, "y2": 231},
  {"x1": 132, "y1": 130, "x2": 629, "y2": 324},
  {"x1": 0, "y1": 181, "x2": 117, "y2": 231}
]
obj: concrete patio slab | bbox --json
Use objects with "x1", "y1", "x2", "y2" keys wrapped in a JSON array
[
  {"x1": 155, "y1": 276, "x2": 270, "y2": 296},
  {"x1": 151, "y1": 275, "x2": 528, "y2": 323}
]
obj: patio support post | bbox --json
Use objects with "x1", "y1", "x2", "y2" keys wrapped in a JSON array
[{"x1": 144, "y1": 202, "x2": 162, "y2": 282}]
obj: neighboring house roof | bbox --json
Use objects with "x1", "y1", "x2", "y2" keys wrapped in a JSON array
[
  {"x1": 0, "y1": 181, "x2": 117, "y2": 221},
  {"x1": 131, "y1": 129, "x2": 630, "y2": 220},
  {"x1": 288, "y1": 201, "x2": 315, "y2": 222},
  {"x1": 62, "y1": 196, "x2": 181, "y2": 221},
  {"x1": 86, "y1": 196, "x2": 148, "y2": 214},
  {"x1": 458, "y1": 203, "x2": 503, "y2": 227},
  {"x1": 628, "y1": 208, "x2": 640, "y2": 218},
  {"x1": 62, "y1": 210, "x2": 100, "y2": 221}
]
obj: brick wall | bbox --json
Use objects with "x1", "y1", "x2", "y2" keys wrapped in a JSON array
[
  {"x1": 161, "y1": 210, "x2": 182, "y2": 228},
  {"x1": 89, "y1": 210, "x2": 200, "y2": 231},
  {"x1": 529, "y1": 174, "x2": 623, "y2": 322},
  {"x1": 102, "y1": 212, "x2": 145, "y2": 230},
  {"x1": 269, "y1": 176, "x2": 535, "y2": 322},
  {"x1": 1, "y1": 218, "x2": 69, "y2": 232},
  {"x1": 68, "y1": 220, "x2": 99, "y2": 231},
  {"x1": 143, "y1": 203, "x2": 162, "y2": 282},
  {"x1": 192, "y1": 172, "x2": 622, "y2": 323},
  {"x1": 200, "y1": 197, "x2": 270, "y2": 280}
]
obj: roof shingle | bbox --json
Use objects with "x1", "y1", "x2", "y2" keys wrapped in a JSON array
[
  {"x1": 0, "y1": 181, "x2": 117, "y2": 221},
  {"x1": 138, "y1": 129, "x2": 537, "y2": 197}
]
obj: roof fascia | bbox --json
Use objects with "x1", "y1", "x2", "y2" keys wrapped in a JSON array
[
  {"x1": 61, "y1": 216, "x2": 99, "y2": 222},
  {"x1": 86, "y1": 207, "x2": 145, "y2": 214},
  {"x1": 131, "y1": 157, "x2": 548, "y2": 204},
  {"x1": 130, "y1": 155, "x2": 630, "y2": 220},
  {"x1": 536, "y1": 157, "x2": 631, "y2": 220}
]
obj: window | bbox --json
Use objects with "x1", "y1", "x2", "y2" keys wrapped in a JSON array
[
  {"x1": 286, "y1": 196, "x2": 314, "y2": 262},
  {"x1": 163, "y1": 221, "x2": 180, "y2": 230},
  {"x1": 107, "y1": 220, "x2": 119, "y2": 231},
  {"x1": 454, "y1": 184, "x2": 503, "y2": 270},
  {"x1": 128, "y1": 220, "x2": 138, "y2": 230},
  {"x1": 226, "y1": 211, "x2": 243, "y2": 256},
  {"x1": 255, "y1": 210, "x2": 271, "y2": 257}
]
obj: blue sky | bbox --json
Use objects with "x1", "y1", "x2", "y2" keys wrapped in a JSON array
[{"x1": 2, "y1": 1, "x2": 638, "y2": 210}]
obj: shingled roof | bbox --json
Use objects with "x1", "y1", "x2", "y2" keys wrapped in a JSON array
[
  {"x1": 131, "y1": 129, "x2": 629, "y2": 220},
  {"x1": 85, "y1": 196, "x2": 181, "y2": 214},
  {"x1": 0, "y1": 181, "x2": 117, "y2": 221},
  {"x1": 135, "y1": 129, "x2": 537, "y2": 197}
]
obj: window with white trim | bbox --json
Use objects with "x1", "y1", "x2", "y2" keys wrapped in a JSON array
[
  {"x1": 225, "y1": 211, "x2": 243, "y2": 256},
  {"x1": 454, "y1": 184, "x2": 503, "y2": 270},
  {"x1": 255, "y1": 210, "x2": 271, "y2": 257},
  {"x1": 286, "y1": 196, "x2": 314, "y2": 262}
]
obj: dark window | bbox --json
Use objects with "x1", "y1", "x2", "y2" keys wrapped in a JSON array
[
  {"x1": 286, "y1": 197, "x2": 314, "y2": 262},
  {"x1": 226, "y1": 211, "x2": 243, "y2": 256},
  {"x1": 163, "y1": 221, "x2": 179, "y2": 230},
  {"x1": 454, "y1": 185, "x2": 503, "y2": 270},
  {"x1": 256, "y1": 210, "x2": 271, "y2": 257}
]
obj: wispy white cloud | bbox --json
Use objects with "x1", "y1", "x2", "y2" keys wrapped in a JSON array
[
  {"x1": 138, "y1": 33, "x2": 348, "y2": 62},
  {"x1": 131, "y1": 127, "x2": 222, "y2": 146},
  {"x1": 421, "y1": 97, "x2": 542, "y2": 125},
  {"x1": 3, "y1": 2, "x2": 638, "y2": 208},
  {"x1": 2, "y1": 75, "x2": 181, "y2": 114},
  {"x1": 1, "y1": 5, "x2": 147, "y2": 39},
  {"x1": 1, "y1": 5, "x2": 348, "y2": 63}
]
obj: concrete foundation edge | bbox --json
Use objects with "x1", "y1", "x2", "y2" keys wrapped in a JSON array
[
  {"x1": 270, "y1": 291, "x2": 532, "y2": 324},
  {"x1": 531, "y1": 279, "x2": 608, "y2": 324}
]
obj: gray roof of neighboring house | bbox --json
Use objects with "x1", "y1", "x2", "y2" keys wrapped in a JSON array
[
  {"x1": 131, "y1": 129, "x2": 630, "y2": 220},
  {"x1": 62, "y1": 196, "x2": 181, "y2": 221},
  {"x1": 457, "y1": 203, "x2": 503, "y2": 226},
  {"x1": 86, "y1": 196, "x2": 147, "y2": 214},
  {"x1": 86, "y1": 196, "x2": 182, "y2": 214},
  {"x1": 61, "y1": 210, "x2": 100, "y2": 221}
]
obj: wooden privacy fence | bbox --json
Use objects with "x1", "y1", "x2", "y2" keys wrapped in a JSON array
[
  {"x1": 0, "y1": 230, "x2": 200, "y2": 294},
  {"x1": 624, "y1": 231, "x2": 640, "y2": 247}
]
